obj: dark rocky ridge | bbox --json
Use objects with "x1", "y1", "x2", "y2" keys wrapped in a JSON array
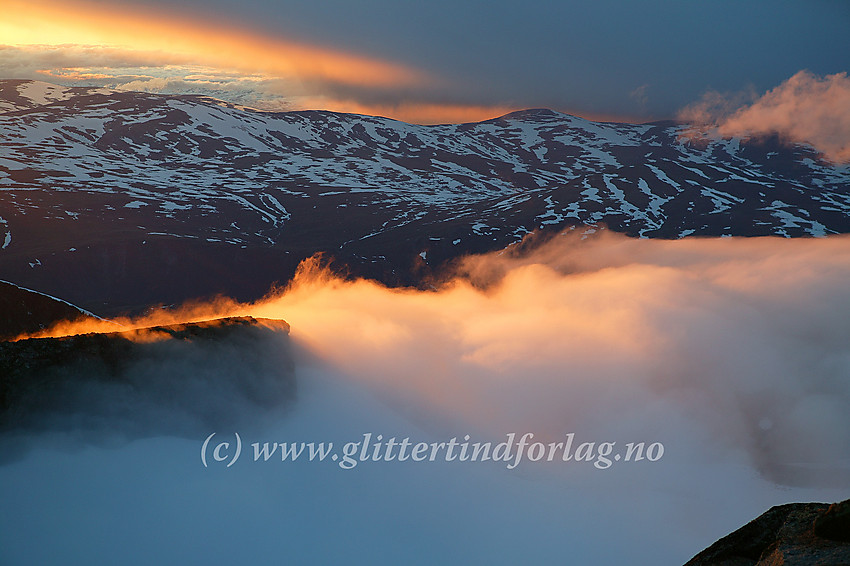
[
  {"x1": 0, "y1": 316, "x2": 294, "y2": 461},
  {"x1": 0, "y1": 280, "x2": 98, "y2": 340},
  {"x1": 685, "y1": 499, "x2": 850, "y2": 565}
]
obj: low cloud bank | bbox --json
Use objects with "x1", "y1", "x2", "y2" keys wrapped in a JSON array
[
  {"x1": 244, "y1": 232, "x2": 850, "y2": 486},
  {"x1": 16, "y1": 232, "x2": 850, "y2": 485},
  {"x1": 2, "y1": 233, "x2": 848, "y2": 564}
]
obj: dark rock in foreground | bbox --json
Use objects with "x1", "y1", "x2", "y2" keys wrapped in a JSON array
[
  {"x1": 814, "y1": 500, "x2": 850, "y2": 544},
  {"x1": 0, "y1": 317, "x2": 294, "y2": 460},
  {"x1": 685, "y1": 499, "x2": 850, "y2": 565}
]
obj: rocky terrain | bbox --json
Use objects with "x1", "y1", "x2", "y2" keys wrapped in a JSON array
[{"x1": 685, "y1": 499, "x2": 850, "y2": 565}]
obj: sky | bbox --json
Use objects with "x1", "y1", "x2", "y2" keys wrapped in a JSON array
[{"x1": 2, "y1": 0, "x2": 849, "y2": 125}]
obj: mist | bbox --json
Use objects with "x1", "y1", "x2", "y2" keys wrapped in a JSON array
[
  {"x1": 248, "y1": 232, "x2": 850, "y2": 483},
  {"x1": 1, "y1": 232, "x2": 849, "y2": 564}
]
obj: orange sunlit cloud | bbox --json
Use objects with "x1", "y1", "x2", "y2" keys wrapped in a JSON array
[
  {"x1": 678, "y1": 71, "x2": 850, "y2": 164},
  {"x1": 716, "y1": 71, "x2": 850, "y2": 163},
  {"x1": 1, "y1": 0, "x2": 426, "y2": 90},
  {"x1": 0, "y1": 0, "x2": 537, "y2": 123},
  {"x1": 297, "y1": 97, "x2": 523, "y2": 125},
  {"x1": 15, "y1": 232, "x2": 850, "y2": 464},
  {"x1": 0, "y1": 1, "x2": 646, "y2": 124},
  {"x1": 290, "y1": 96, "x2": 644, "y2": 125},
  {"x1": 39, "y1": 69, "x2": 120, "y2": 80}
]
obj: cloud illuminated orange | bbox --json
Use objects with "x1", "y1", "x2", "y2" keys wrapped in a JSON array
[
  {"x1": 679, "y1": 71, "x2": 850, "y2": 164},
  {"x1": 1, "y1": 0, "x2": 426, "y2": 90},
  {"x1": 717, "y1": 71, "x2": 850, "y2": 163},
  {"x1": 297, "y1": 97, "x2": 522, "y2": 125},
  {"x1": 294, "y1": 97, "x2": 642, "y2": 125},
  {"x1": 0, "y1": 1, "x2": 648, "y2": 124}
]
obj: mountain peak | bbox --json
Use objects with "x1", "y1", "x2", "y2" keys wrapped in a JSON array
[{"x1": 497, "y1": 108, "x2": 570, "y2": 122}]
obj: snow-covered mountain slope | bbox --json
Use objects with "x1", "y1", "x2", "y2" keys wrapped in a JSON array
[{"x1": 1, "y1": 79, "x2": 849, "y2": 313}]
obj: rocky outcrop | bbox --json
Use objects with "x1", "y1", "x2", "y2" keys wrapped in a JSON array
[
  {"x1": 685, "y1": 499, "x2": 850, "y2": 566},
  {"x1": 0, "y1": 317, "x2": 294, "y2": 460},
  {"x1": 0, "y1": 280, "x2": 98, "y2": 340},
  {"x1": 814, "y1": 500, "x2": 850, "y2": 544}
]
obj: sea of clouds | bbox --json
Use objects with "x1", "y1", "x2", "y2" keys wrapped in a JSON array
[{"x1": 1, "y1": 232, "x2": 848, "y2": 564}]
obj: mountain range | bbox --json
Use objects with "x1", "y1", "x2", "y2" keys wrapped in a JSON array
[{"x1": 1, "y1": 79, "x2": 849, "y2": 317}]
